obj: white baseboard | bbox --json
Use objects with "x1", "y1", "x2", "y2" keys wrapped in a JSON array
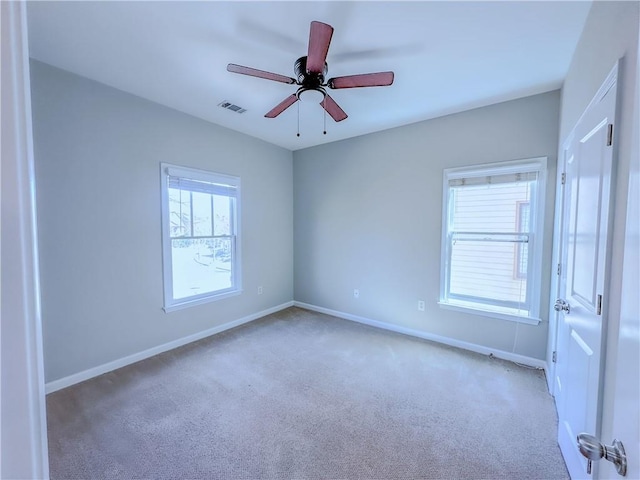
[
  {"x1": 45, "y1": 301, "x2": 294, "y2": 394},
  {"x1": 293, "y1": 301, "x2": 547, "y2": 369},
  {"x1": 47, "y1": 300, "x2": 547, "y2": 394}
]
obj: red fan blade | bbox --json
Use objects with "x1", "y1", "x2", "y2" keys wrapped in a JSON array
[
  {"x1": 320, "y1": 94, "x2": 347, "y2": 122},
  {"x1": 307, "y1": 21, "x2": 333, "y2": 74},
  {"x1": 265, "y1": 94, "x2": 298, "y2": 118},
  {"x1": 227, "y1": 64, "x2": 296, "y2": 84},
  {"x1": 328, "y1": 71, "x2": 394, "y2": 89}
]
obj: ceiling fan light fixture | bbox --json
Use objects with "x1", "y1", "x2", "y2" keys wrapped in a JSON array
[{"x1": 296, "y1": 86, "x2": 326, "y2": 103}]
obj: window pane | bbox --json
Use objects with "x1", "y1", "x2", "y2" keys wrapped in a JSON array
[
  {"x1": 212, "y1": 236, "x2": 232, "y2": 266},
  {"x1": 452, "y1": 182, "x2": 532, "y2": 233},
  {"x1": 450, "y1": 237, "x2": 528, "y2": 307},
  {"x1": 171, "y1": 238, "x2": 233, "y2": 300},
  {"x1": 168, "y1": 188, "x2": 191, "y2": 238},
  {"x1": 213, "y1": 195, "x2": 231, "y2": 236},
  {"x1": 448, "y1": 181, "x2": 532, "y2": 308},
  {"x1": 192, "y1": 192, "x2": 212, "y2": 237}
]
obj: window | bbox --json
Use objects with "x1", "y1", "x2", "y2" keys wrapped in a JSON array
[
  {"x1": 161, "y1": 163, "x2": 241, "y2": 311},
  {"x1": 439, "y1": 158, "x2": 546, "y2": 323}
]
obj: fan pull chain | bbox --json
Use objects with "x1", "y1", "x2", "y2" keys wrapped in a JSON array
[
  {"x1": 296, "y1": 101, "x2": 300, "y2": 137},
  {"x1": 323, "y1": 107, "x2": 327, "y2": 135}
]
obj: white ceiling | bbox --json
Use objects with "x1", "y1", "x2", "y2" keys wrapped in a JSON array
[{"x1": 26, "y1": 1, "x2": 592, "y2": 151}]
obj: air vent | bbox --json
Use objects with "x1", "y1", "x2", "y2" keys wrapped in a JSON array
[{"x1": 218, "y1": 101, "x2": 246, "y2": 114}]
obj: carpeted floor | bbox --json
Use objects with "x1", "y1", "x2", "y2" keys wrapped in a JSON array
[{"x1": 47, "y1": 307, "x2": 569, "y2": 479}]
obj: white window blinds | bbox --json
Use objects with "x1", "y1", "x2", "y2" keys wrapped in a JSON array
[{"x1": 166, "y1": 166, "x2": 238, "y2": 197}]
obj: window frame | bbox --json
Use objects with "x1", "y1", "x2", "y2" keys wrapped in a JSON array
[
  {"x1": 514, "y1": 201, "x2": 530, "y2": 280},
  {"x1": 160, "y1": 163, "x2": 242, "y2": 312},
  {"x1": 439, "y1": 157, "x2": 547, "y2": 325}
]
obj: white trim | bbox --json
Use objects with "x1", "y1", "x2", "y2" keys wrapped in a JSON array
[
  {"x1": 437, "y1": 301, "x2": 541, "y2": 325},
  {"x1": 0, "y1": 2, "x2": 49, "y2": 478},
  {"x1": 45, "y1": 301, "x2": 294, "y2": 394},
  {"x1": 293, "y1": 301, "x2": 547, "y2": 369},
  {"x1": 543, "y1": 362, "x2": 553, "y2": 393},
  {"x1": 546, "y1": 144, "x2": 569, "y2": 395},
  {"x1": 163, "y1": 289, "x2": 243, "y2": 313},
  {"x1": 557, "y1": 62, "x2": 618, "y2": 151}
]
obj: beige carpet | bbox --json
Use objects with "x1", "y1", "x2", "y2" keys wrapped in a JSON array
[{"x1": 47, "y1": 307, "x2": 569, "y2": 479}]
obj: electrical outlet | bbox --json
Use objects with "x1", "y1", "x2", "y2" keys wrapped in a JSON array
[
  {"x1": 353, "y1": 289, "x2": 359, "y2": 299},
  {"x1": 418, "y1": 300, "x2": 425, "y2": 311},
  {"x1": 257, "y1": 286, "x2": 263, "y2": 295}
]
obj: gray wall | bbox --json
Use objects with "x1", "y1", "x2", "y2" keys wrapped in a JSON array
[
  {"x1": 30, "y1": 61, "x2": 294, "y2": 383},
  {"x1": 293, "y1": 91, "x2": 560, "y2": 360},
  {"x1": 559, "y1": 1, "x2": 639, "y2": 142}
]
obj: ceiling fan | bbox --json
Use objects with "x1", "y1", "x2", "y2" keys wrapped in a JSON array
[{"x1": 227, "y1": 21, "x2": 394, "y2": 124}]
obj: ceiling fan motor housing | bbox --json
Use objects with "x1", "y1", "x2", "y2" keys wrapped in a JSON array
[{"x1": 295, "y1": 56, "x2": 327, "y2": 88}]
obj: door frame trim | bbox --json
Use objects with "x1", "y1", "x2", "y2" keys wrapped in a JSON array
[{"x1": 0, "y1": 2, "x2": 49, "y2": 477}]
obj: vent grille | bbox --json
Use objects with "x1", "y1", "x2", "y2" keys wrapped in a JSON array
[{"x1": 218, "y1": 101, "x2": 246, "y2": 114}]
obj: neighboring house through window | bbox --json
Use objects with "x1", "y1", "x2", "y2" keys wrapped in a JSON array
[
  {"x1": 161, "y1": 163, "x2": 241, "y2": 311},
  {"x1": 439, "y1": 157, "x2": 546, "y2": 324}
]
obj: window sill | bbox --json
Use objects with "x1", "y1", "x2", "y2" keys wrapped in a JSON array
[
  {"x1": 163, "y1": 289, "x2": 242, "y2": 313},
  {"x1": 438, "y1": 301, "x2": 541, "y2": 325}
]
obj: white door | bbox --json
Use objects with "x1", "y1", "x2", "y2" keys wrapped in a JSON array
[
  {"x1": 599, "y1": 45, "x2": 640, "y2": 480},
  {"x1": 554, "y1": 65, "x2": 618, "y2": 479},
  {"x1": 599, "y1": 147, "x2": 639, "y2": 479}
]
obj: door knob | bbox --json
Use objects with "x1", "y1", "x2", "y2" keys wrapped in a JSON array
[
  {"x1": 577, "y1": 433, "x2": 627, "y2": 476},
  {"x1": 554, "y1": 298, "x2": 570, "y2": 314}
]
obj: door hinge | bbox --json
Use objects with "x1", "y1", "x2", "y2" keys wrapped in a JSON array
[
  {"x1": 552, "y1": 351, "x2": 557, "y2": 363},
  {"x1": 557, "y1": 263, "x2": 561, "y2": 276},
  {"x1": 607, "y1": 124, "x2": 614, "y2": 146},
  {"x1": 561, "y1": 172, "x2": 566, "y2": 185},
  {"x1": 597, "y1": 294, "x2": 603, "y2": 315}
]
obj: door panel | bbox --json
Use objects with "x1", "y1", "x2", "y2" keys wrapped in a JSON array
[{"x1": 571, "y1": 122, "x2": 608, "y2": 306}]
